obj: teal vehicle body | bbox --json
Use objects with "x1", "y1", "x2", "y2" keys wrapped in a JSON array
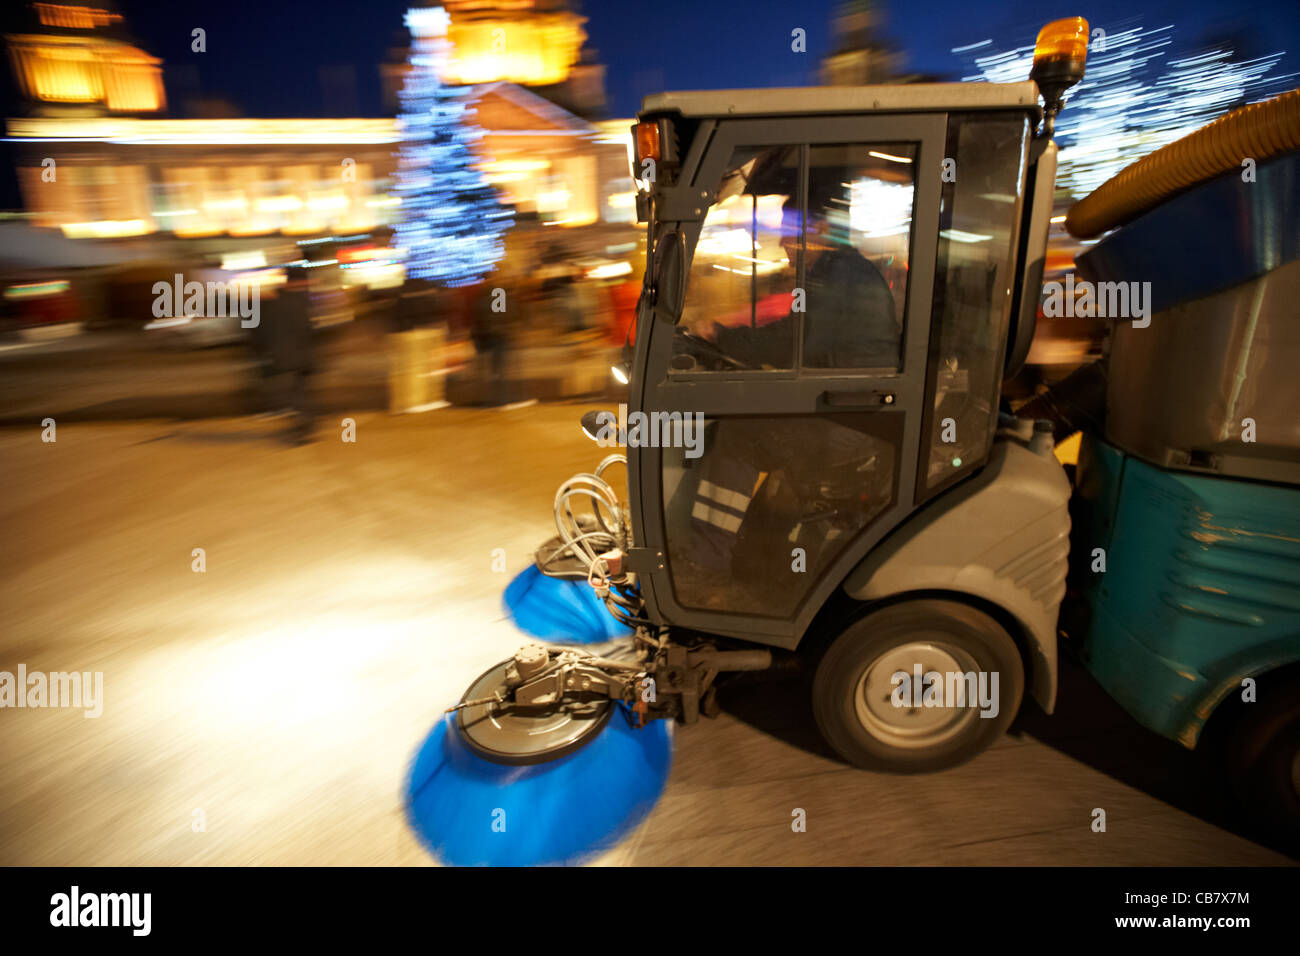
[
  {"x1": 1054, "y1": 102, "x2": 1300, "y2": 843},
  {"x1": 1073, "y1": 433, "x2": 1300, "y2": 749}
]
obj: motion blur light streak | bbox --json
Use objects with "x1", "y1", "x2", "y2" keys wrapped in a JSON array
[
  {"x1": 958, "y1": 21, "x2": 1296, "y2": 198},
  {"x1": 4, "y1": 118, "x2": 402, "y2": 145},
  {"x1": 4, "y1": 279, "x2": 69, "y2": 299},
  {"x1": 939, "y1": 228, "x2": 992, "y2": 243},
  {"x1": 850, "y1": 178, "x2": 914, "y2": 237},
  {"x1": 868, "y1": 149, "x2": 914, "y2": 164}
]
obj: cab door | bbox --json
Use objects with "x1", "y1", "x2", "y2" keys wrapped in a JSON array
[{"x1": 629, "y1": 114, "x2": 946, "y2": 649}]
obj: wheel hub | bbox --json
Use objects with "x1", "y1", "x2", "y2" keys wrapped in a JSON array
[{"x1": 854, "y1": 638, "x2": 982, "y2": 750}]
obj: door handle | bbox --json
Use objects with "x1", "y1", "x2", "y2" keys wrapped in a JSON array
[{"x1": 820, "y1": 390, "x2": 896, "y2": 408}]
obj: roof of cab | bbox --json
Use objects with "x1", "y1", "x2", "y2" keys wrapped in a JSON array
[{"x1": 639, "y1": 82, "x2": 1040, "y2": 118}]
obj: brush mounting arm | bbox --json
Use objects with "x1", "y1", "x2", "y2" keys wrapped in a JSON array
[
  {"x1": 500, "y1": 641, "x2": 774, "y2": 725},
  {"x1": 509, "y1": 648, "x2": 641, "y2": 707}
]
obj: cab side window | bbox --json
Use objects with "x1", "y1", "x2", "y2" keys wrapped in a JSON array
[
  {"x1": 922, "y1": 114, "x2": 1029, "y2": 494},
  {"x1": 673, "y1": 145, "x2": 799, "y2": 372}
]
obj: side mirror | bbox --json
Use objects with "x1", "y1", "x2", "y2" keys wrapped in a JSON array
[{"x1": 580, "y1": 410, "x2": 623, "y2": 444}]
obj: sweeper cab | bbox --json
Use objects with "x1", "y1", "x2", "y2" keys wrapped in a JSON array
[{"x1": 452, "y1": 18, "x2": 1093, "y2": 771}]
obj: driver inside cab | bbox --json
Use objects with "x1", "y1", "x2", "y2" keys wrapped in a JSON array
[{"x1": 689, "y1": 178, "x2": 902, "y2": 371}]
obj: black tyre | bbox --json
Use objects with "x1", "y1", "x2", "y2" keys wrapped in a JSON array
[
  {"x1": 1227, "y1": 672, "x2": 1300, "y2": 847},
  {"x1": 812, "y1": 599, "x2": 1024, "y2": 772}
]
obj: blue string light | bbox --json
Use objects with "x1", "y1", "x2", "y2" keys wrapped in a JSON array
[
  {"x1": 955, "y1": 21, "x2": 1295, "y2": 199},
  {"x1": 393, "y1": 6, "x2": 513, "y2": 287}
]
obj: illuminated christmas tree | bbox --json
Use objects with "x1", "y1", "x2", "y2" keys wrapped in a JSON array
[{"x1": 393, "y1": 5, "x2": 512, "y2": 286}]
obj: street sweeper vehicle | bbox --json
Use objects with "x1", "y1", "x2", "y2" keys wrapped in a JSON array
[
  {"x1": 446, "y1": 17, "x2": 1092, "y2": 778},
  {"x1": 432, "y1": 20, "x2": 1300, "y2": 851}
]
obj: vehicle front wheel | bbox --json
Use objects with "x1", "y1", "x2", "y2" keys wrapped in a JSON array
[
  {"x1": 811, "y1": 599, "x2": 1024, "y2": 773},
  {"x1": 1227, "y1": 671, "x2": 1300, "y2": 848}
]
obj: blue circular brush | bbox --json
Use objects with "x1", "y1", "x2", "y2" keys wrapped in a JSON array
[
  {"x1": 502, "y1": 564, "x2": 633, "y2": 644},
  {"x1": 405, "y1": 705, "x2": 672, "y2": 866}
]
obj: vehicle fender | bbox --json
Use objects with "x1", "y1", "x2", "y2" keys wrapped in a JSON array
[
  {"x1": 1183, "y1": 643, "x2": 1300, "y2": 749},
  {"x1": 842, "y1": 439, "x2": 1071, "y2": 713}
]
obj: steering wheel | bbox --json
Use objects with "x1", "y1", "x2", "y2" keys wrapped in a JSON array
[{"x1": 672, "y1": 329, "x2": 751, "y2": 372}]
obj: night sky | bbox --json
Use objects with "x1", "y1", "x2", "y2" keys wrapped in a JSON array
[{"x1": 115, "y1": 0, "x2": 1300, "y2": 119}]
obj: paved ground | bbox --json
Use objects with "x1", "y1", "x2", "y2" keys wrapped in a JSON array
[
  {"x1": 0, "y1": 323, "x2": 389, "y2": 426},
  {"x1": 0, "y1": 404, "x2": 1293, "y2": 865}
]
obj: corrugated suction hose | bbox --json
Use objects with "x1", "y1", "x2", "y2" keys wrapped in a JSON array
[{"x1": 1066, "y1": 88, "x2": 1300, "y2": 239}]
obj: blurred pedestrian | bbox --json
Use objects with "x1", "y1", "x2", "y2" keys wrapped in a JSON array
[
  {"x1": 394, "y1": 278, "x2": 438, "y2": 331},
  {"x1": 572, "y1": 274, "x2": 605, "y2": 335},
  {"x1": 607, "y1": 272, "x2": 641, "y2": 347},
  {"x1": 254, "y1": 264, "x2": 317, "y2": 445},
  {"x1": 541, "y1": 268, "x2": 584, "y2": 335},
  {"x1": 469, "y1": 277, "x2": 513, "y2": 406},
  {"x1": 386, "y1": 278, "x2": 445, "y2": 413}
]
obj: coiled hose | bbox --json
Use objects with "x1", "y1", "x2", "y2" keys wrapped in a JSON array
[{"x1": 542, "y1": 455, "x2": 649, "y2": 627}]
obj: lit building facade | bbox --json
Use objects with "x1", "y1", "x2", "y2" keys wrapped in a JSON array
[
  {"x1": 820, "y1": 0, "x2": 910, "y2": 86},
  {"x1": 413, "y1": 0, "x2": 608, "y2": 118},
  {"x1": 4, "y1": 1, "x2": 634, "y2": 262},
  {"x1": 6, "y1": 2, "x2": 164, "y2": 112}
]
